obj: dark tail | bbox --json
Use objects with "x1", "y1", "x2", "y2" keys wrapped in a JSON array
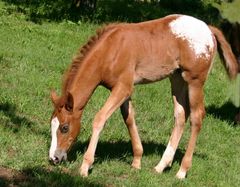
[{"x1": 209, "y1": 25, "x2": 238, "y2": 79}]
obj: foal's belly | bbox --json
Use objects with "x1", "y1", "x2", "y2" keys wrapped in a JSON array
[{"x1": 133, "y1": 61, "x2": 178, "y2": 84}]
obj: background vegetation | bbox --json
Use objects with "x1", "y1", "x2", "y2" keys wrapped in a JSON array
[
  {"x1": 0, "y1": 0, "x2": 233, "y2": 24},
  {"x1": 0, "y1": 0, "x2": 239, "y2": 186}
]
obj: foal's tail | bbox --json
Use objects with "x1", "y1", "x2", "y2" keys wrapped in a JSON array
[{"x1": 209, "y1": 25, "x2": 238, "y2": 79}]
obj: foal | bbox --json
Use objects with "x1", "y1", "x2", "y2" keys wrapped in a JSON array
[{"x1": 49, "y1": 14, "x2": 238, "y2": 179}]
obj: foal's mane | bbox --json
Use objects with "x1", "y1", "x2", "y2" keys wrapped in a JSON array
[{"x1": 61, "y1": 24, "x2": 118, "y2": 96}]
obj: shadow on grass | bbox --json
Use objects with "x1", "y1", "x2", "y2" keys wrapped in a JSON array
[
  {"x1": 0, "y1": 102, "x2": 34, "y2": 133},
  {"x1": 206, "y1": 101, "x2": 239, "y2": 126},
  {"x1": 2, "y1": 0, "x2": 225, "y2": 24},
  {"x1": 0, "y1": 141, "x2": 207, "y2": 186},
  {"x1": 68, "y1": 140, "x2": 207, "y2": 167},
  {"x1": 0, "y1": 166, "x2": 103, "y2": 187}
]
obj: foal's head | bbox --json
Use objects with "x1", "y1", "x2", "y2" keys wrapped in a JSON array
[{"x1": 49, "y1": 91, "x2": 81, "y2": 164}]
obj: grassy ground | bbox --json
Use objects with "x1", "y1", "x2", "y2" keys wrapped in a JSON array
[
  {"x1": 216, "y1": 0, "x2": 240, "y2": 22},
  {"x1": 0, "y1": 0, "x2": 240, "y2": 186}
]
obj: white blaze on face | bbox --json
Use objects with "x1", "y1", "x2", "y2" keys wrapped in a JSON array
[
  {"x1": 49, "y1": 117, "x2": 60, "y2": 159},
  {"x1": 169, "y1": 15, "x2": 214, "y2": 58}
]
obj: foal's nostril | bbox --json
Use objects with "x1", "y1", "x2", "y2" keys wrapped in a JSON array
[
  {"x1": 53, "y1": 156, "x2": 60, "y2": 164},
  {"x1": 49, "y1": 150, "x2": 67, "y2": 165},
  {"x1": 49, "y1": 156, "x2": 60, "y2": 165}
]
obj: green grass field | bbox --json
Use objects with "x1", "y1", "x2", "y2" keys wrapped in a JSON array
[{"x1": 0, "y1": 1, "x2": 240, "y2": 186}]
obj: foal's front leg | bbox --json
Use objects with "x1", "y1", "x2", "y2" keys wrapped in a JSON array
[
  {"x1": 120, "y1": 98, "x2": 143, "y2": 169},
  {"x1": 80, "y1": 84, "x2": 132, "y2": 177}
]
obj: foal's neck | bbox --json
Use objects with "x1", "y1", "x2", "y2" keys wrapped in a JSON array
[{"x1": 69, "y1": 58, "x2": 101, "y2": 111}]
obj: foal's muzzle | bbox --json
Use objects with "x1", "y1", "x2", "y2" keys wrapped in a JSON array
[{"x1": 49, "y1": 149, "x2": 67, "y2": 165}]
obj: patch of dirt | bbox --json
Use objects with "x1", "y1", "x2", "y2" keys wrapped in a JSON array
[
  {"x1": 0, "y1": 166, "x2": 71, "y2": 186},
  {"x1": 0, "y1": 167, "x2": 28, "y2": 187}
]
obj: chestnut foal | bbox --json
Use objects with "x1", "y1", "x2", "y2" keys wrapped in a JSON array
[{"x1": 49, "y1": 14, "x2": 238, "y2": 179}]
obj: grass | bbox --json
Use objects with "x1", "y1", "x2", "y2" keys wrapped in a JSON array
[
  {"x1": 0, "y1": 0, "x2": 240, "y2": 186},
  {"x1": 215, "y1": 0, "x2": 240, "y2": 22}
]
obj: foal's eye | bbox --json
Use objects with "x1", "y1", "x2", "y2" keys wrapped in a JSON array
[{"x1": 60, "y1": 124, "x2": 69, "y2": 133}]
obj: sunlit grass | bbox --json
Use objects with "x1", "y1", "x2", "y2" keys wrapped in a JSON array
[{"x1": 219, "y1": 0, "x2": 240, "y2": 22}]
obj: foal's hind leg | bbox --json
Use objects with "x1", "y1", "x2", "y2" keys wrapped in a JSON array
[
  {"x1": 120, "y1": 98, "x2": 143, "y2": 169},
  {"x1": 155, "y1": 73, "x2": 189, "y2": 173},
  {"x1": 176, "y1": 82, "x2": 205, "y2": 179}
]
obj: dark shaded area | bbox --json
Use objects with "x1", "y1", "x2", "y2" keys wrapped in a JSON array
[
  {"x1": 206, "y1": 101, "x2": 240, "y2": 126},
  {"x1": 0, "y1": 102, "x2": 34, "y2": 132},
  {"x1": 68, "y1": 140, "x2": 206, "y2": 167},
  {"x1": 0, "y1": 166, "x2": 103, "y2": 187},
  {"x1": 1, "y1": 0, "x2": 225, "y2": 24}
]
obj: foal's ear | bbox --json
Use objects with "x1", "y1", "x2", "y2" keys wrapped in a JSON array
[
  {"x1": 65, "y1": 92, "x2": 74, "y2": 112},
  {"x1": 50, "y1": 90, "x2": 59, "y2": 106}
]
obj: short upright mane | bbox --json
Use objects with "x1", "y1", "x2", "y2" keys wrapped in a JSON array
[{"x1": 61, "y1": 24, "x2": 118, "y2": 95}]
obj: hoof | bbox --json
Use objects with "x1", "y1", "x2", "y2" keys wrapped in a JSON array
[
  {"x1": 79, "y1": 170, "x2": 88, "y2": 177},
  {"x1": 79, "y1": 164, "x2": 89, "y2": 177},
  {"x1": 131, "y1": 160, "x2": 141, "y2": 169},
  {"x1": 176, "y1": 169, "x2": 186, "y2": 179},
  {"x1": 154, "y1": 166, "x2": 164, "y2": 174}
]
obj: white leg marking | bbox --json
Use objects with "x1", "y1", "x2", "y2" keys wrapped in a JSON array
[
  {"x1": 49, "y1": 117, "x2": 60, "y2": 159},
  {"x1": 155, "y1": 142, "x2": 175, "y2": 173}
]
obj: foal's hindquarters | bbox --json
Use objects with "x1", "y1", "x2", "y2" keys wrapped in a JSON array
[
  {"x1": 154, "y1": 61, "x2": 212, "y2": 179},
  {"x1": 152, "y1": 34, "x2": 217, "y2": 179}
]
